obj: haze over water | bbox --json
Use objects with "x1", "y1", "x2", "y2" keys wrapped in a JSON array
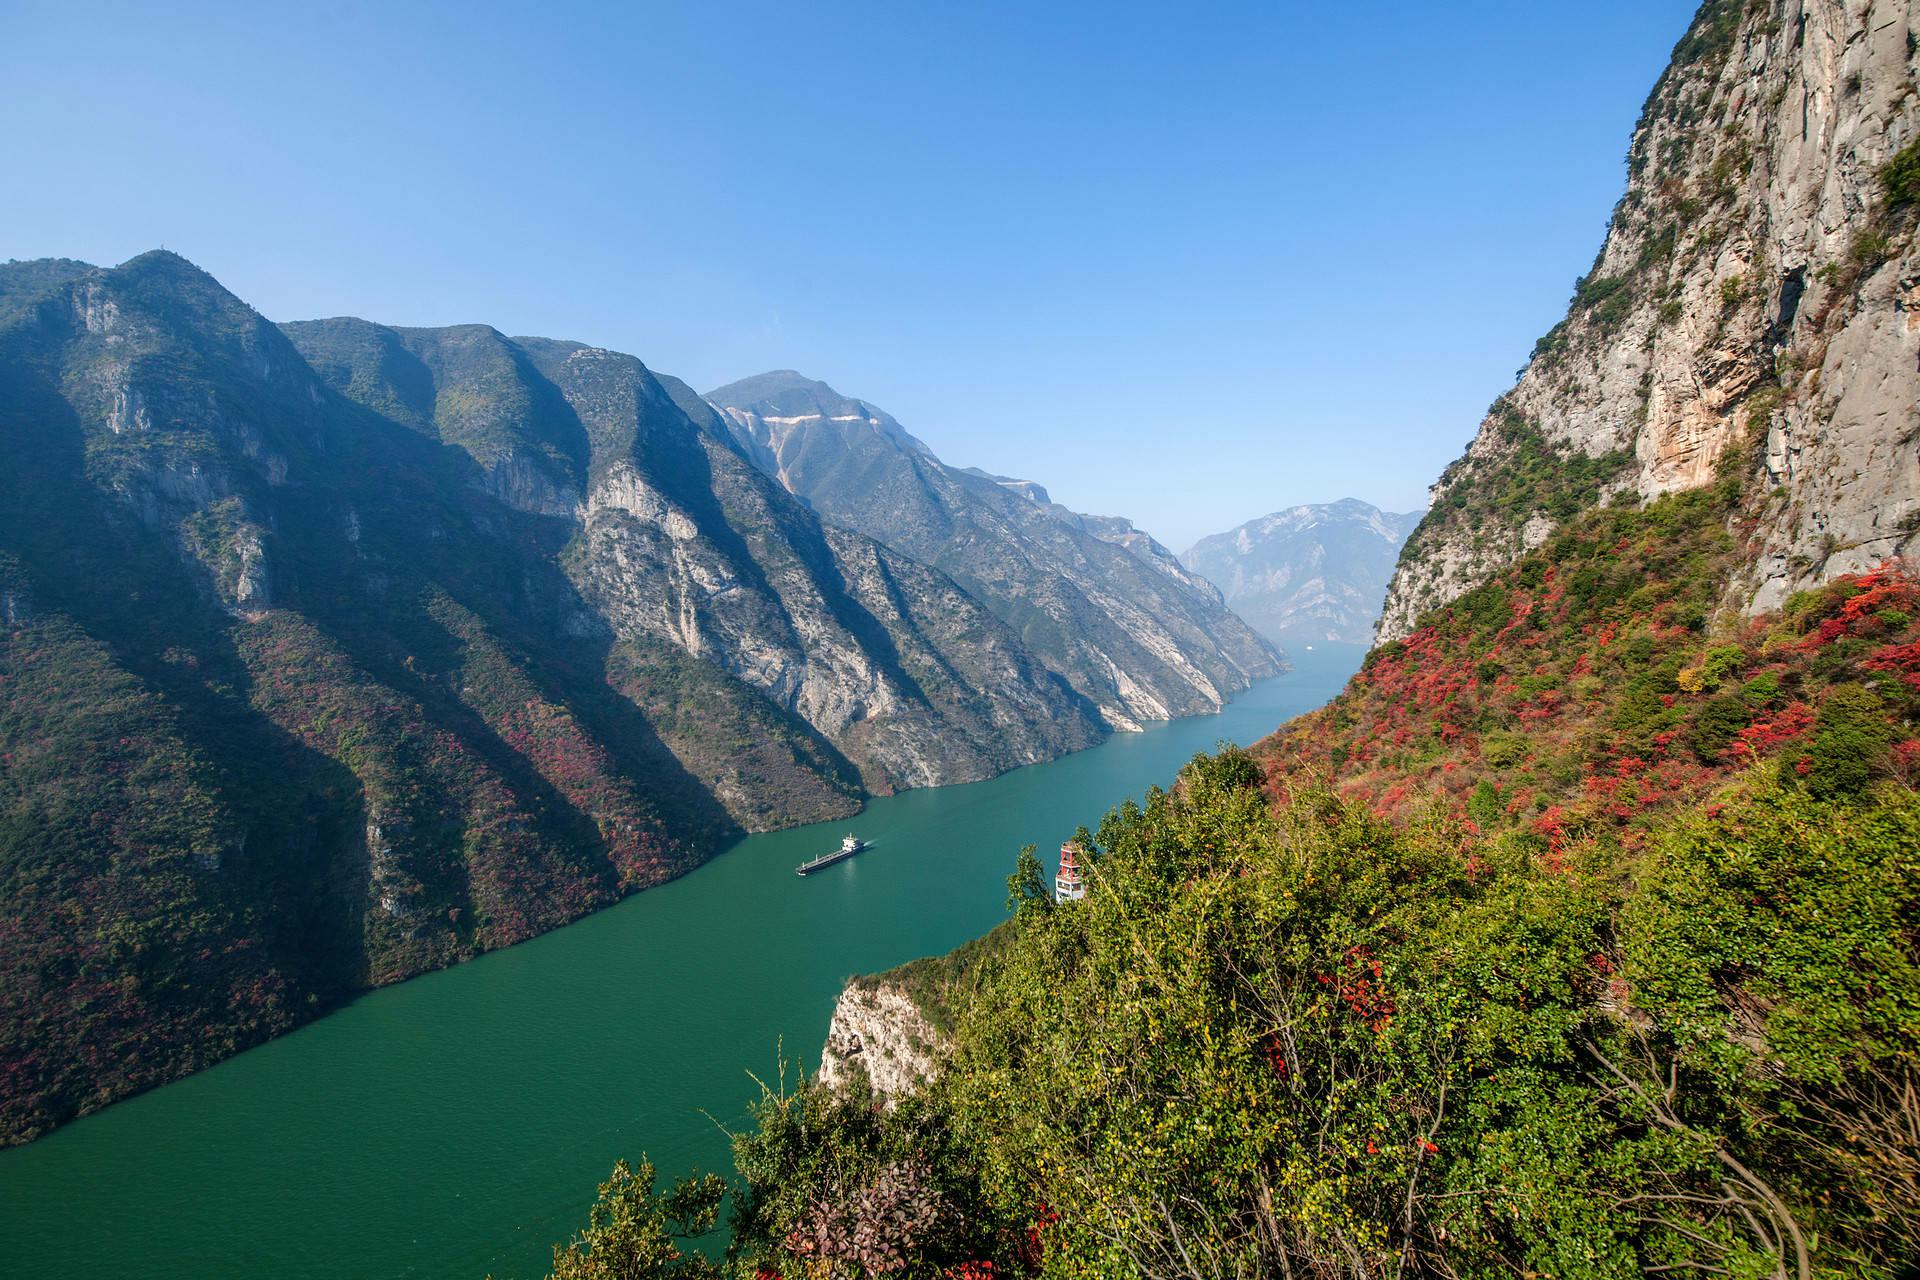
[{"x1": 0, "y1": 650, "x2": 1360, "y2": 1280}]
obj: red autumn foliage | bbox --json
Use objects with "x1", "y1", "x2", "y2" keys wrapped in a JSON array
[{"x1": 1250, "y1": 485, "x2": 1920, "y2": 873}]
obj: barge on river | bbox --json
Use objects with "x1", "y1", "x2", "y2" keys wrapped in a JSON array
[{"x1": 796, "y1": 833, "x2": 868, "y2": 876}]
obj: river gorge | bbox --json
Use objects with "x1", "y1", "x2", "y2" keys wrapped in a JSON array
[{"x1": 0, "y1": 651, "x2": 1358, "y2": 1279}]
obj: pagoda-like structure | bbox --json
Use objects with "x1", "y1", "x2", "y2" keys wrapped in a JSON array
[{"x1": 1055, "y1": 840, "x2": 1087, "y2": 902}]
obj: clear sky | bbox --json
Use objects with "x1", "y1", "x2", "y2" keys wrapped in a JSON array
[{"x1": 3, "y1": 0, "x2": 1697, "y2": 550}]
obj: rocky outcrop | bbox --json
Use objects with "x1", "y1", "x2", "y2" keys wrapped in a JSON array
[
  {"x1": 1183, "y1": 500, "x2": 1422, "y2": 648},
  {"x1": 706, "y1": 371, "x2": 1285, "y2": 731},
  {"x1": 1381, "y1": 0, "x2": 1920, "y2": 641},
  {"x1": 819, "y1": 980, "x2": 948, "y2": 1103}
]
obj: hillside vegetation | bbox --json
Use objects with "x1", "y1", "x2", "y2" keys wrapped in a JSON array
[{"x1": 530, "y1": 514, "x2": 1920, "y2": 1280}]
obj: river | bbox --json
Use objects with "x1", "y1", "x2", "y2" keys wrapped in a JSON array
[{"x1": 0, "y1": 647, "x2": 1360, "y2": 1279}]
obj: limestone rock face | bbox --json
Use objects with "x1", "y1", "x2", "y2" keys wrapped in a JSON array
[
  {"x1": 518, "y1": 344, "x2": 1107, "y2": 795},
  {"x1": 819, "y1": 980, "x2": 948, "y2": 1103},
  {"x1": 1380, "y1": 0, "x2": 1920, "y2": 641}
]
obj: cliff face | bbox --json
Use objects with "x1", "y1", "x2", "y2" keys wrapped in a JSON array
[
  {"x1": 0, "y1": 254, "x2": 1107, "y2": 1144},
  {"x1": 706, "y1": 372, "x2": 1285, "y2": 731},
  {"x1": 818, "y1": 980, "x2": 947, "y2": 1102},
  {"x1": 1183, "y1": 500, "x2": 1422, "y2": 648},
  {"x1": 1381, "y1": 0, "x2": 1920, "y2": 641}
]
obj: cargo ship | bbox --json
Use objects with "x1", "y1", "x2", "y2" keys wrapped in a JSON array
[{"x1": 796, "y1": 833, "x2": 868, "y2": 876}]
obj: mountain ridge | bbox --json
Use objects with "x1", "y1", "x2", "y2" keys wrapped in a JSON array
[{"x1": 707, "y1": 370, "x2": 1284, "y2": 731}]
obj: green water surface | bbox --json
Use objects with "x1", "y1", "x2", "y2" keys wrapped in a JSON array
[{"x1": 0, "y1": 649, "x2": 1360, "y2": 1279}]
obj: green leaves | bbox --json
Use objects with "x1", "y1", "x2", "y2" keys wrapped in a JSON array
[
  {"x1": 546, "y1": 1158, "x2": 725, "y2": 1280},
  {"x1": 1005, "y1": 844, "x2": 1051, "y2": 921},
  {"x1": 1623, "y1": 781, "x2": 1920, "y2": 1086},
  {"x1": 1804, "y1": 684, "x2": 1891, "y2": 800}
]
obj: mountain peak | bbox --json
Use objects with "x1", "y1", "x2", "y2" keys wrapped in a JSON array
[
  {"x1": 706, "y1": 370, "x2": 934, "y2": 458},
  {"x1": 705, "y1": 369, "x2": 891, "y2": 423},
  {"x1": 114, "y1": 248, "x2": 220, "y2": 287},
  {"x1": 104, "y1": 248, "x2": 272, "y2": 336},
  {"x1": 709, "y1": 367, "x2": 816, "y2": 392}
]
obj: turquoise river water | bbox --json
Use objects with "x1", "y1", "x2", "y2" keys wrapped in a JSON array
[{"x1": 0, "y1": 648, "x2": 1361, "y2": 1279}]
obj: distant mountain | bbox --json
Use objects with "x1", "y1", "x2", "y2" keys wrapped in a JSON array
[
  {"x1": 707, "y1": 371, "x2": 1283, "y2": 730},
  {"x1": 0, "y1": 253, "x2": 1107, "y2": 1144},
  {"x1": 1181, "y1": 500, "x2": 1421, "y2": 648}
]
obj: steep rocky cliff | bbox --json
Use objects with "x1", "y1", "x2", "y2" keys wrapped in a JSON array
[
  {"x1": 1381, "y1": 0, "x2": 1920, "y2": 641},
  {"x1": 286, "y1": 323, "x2": 1104, "y2": 796},
  {"x1": 1183, "y1": 499, "x2": 1421, "y2": 648},
  {"x1": 706, "y1": 372, "x2": 1284, "y2": 731}
]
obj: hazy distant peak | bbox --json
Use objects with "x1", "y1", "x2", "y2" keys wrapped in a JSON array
[
  {"x1": 1182, "y1": 499, "x2": 1420, "y2": 648},
  {"x1": 1195, "y1": 499, "x2": 1422, "y2": 553}
]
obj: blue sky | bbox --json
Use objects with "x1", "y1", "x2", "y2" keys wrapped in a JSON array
[{"x1": 3, "y1": 0, "x2": 1696, "y2": 549}]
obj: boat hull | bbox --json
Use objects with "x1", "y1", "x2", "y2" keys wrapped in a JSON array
[{"x1": 796, "y1": 841, "x2": 868, "y2": 876}]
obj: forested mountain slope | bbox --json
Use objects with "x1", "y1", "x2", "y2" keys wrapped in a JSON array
[{"x1": 0, "y1": 252, "x2": 1106, "y2": 1144}]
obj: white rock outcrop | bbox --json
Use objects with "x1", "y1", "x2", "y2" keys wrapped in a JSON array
[{"x1": 818, "y1": 980, "x2": 948, "y2": 1103}]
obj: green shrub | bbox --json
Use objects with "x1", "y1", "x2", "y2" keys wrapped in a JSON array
[
  {"x1": 542, "y1": 1159, "x2": 725, "y2": 1280},
  {"x1": 1739, "y1": 670, "x2": 1780, "y2": 707},
  {"x1": 1483, "y1": 732, "x2": 1530, "y2": 769},
  {"x1": 1882, "y1": 138, "x2": 1920, "y2": 211},
  {"x1": 1687, "y1": 694, "x2": 1749, "y2": 763},
  {"x1": 1574, "y1": 273, "x2": 1636, "y2": 330},
  {"x1": 1803, "y1": 683, "x2": 1891, "y2": 798},
  {"x1": 1467, "y1": 779, "x2": 1504, "y2": 829}
]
